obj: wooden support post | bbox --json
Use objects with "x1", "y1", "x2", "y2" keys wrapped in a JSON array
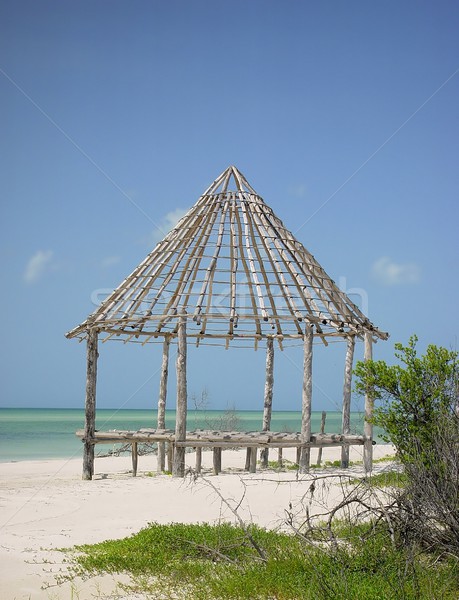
[
  {"x1": 157, "y1": 336, "x2": 170, "y2": 473},
  {"x1": 316, "y1": 410, "x2": 327, "y2": 467},
  {"x1": 299, "y1": 325, "x2": 313, "y2": 474},
  {"x1": 213, "y1": 447, "x2": 222, "y2": 475},
  {"x1": 167, "y1": 442, "x2": 173, "y2": 473},
  {"x1": 341, "y1": 336, "x2": 356, "y2": 468},
  {"x1": 83, "y1": 329, "x2": 98, "y2": 481},
  {"x1": 363, "y1": 332, "x2": 374, "y2": 473},
  {"x1": 249, "y1": 447, "x2": 257, "y2": 473},
  {"x1": 296, "y1": 446, "x2": 301, "y2": 466},
  {"x1": 260, "y1": 337, "x2": 274, "y2": 468},
  {"x1": 173, "y1": 315, "x2": 188, "y2": 477},
  {"x1": 245, "y1": 447, "x2": 251, "y2": 471},
  {"x1": 195, "y1": 447, "x2": 202, "y2": 473},
  {"x1": 278, "y1": 447, "x2": 283, "y2": 469},
  {"x1": 131, "y1": 442, "x2": 138, "y2": 477}
]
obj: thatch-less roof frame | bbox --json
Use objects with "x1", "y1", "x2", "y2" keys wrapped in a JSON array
[{"x1": 67, "y1": 166, "x2": 388, "y2": 480}]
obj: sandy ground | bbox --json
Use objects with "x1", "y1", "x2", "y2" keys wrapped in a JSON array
[{"x1": 0, "y1": 445, "x2": 395, "y2": 600}]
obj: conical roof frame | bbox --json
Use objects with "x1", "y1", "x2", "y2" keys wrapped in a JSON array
[{"x1": 66, "y1": 166, "x2": 388, "y2": 347}]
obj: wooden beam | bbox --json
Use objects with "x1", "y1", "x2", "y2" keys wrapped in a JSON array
[
  {"x1": 363, "y1": 331, "x2": 373, "y2": 473},
  {"x1": 341, "y1": 336, "x2": 355, "y2": 468},
  {"x1": 76, "y1": 429, "x2": 367, "y2": 447},
  {"x1": 195, "y1": 447, "x2": 202, "y2": 473},
  {"x1": 228, "y1": 198, "x2": 238, "y2": 330},
  {"x1": 245, "y1": 447, "x2": 251, "y2": 471},
  {"x1": 131, "y1": 442, "x2": 138, "y2": 477},
  {"x1": 299, "y1": 325, "x2": 313, "y2": 473},
  {"x1": 316, "y1": 410, "x2": 327, "y2": 466},
  {"x1": 241, "y1": 198, "x2": 282, "y2": 333},
  {"x1": 213, "y1": 447, "x2": 222, "y2": 475},
  {"x1": 249, "y1": 447, "x2": 257, "y2": 473},
  {"x1": 194, "y1": 200, "x2": 229, "y2": 314},
  {"x1": 157, "y1": 336, "x2": 170, "y2": 473},
  {"x1": 240, "y1": 194, "x2": 269, "y2": 321},
  {"x1": 173, "y1": 437, "x2": 366, "y2": 448},
  {"x1": 83, "y1": 329, "x2": 98, "y2": 480},
  {"x1": 172, "y1": 314, "x2": 188, "y2": 477},
  {"x1": 260, "y1": 338, "x2": 274, "y2": 467},
  {"x1": 167, "y1": 442, "x2": 173, "y2": 473},
  {"x1": 233, "y1": 202, "x2": 262, "y2": 334}
]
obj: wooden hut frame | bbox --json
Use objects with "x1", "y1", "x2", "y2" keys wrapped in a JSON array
[{"x1": 66, "y1": 166, "x2": 388, "y2": 479}]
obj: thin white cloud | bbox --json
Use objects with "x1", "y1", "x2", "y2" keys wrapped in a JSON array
[
  {"x1": 147, "y1": 207, "x2": 189, "y2": 247},
  {"x1": 289, "y1": 183, "x2": 308, "y2": 198},
  {"x1": 100, "y1": 255, "x2": 121, "y2": 268},
  {"x1": 372, "y1": 256, "x2": 421, "y2": 285},
  {"x1": 24, "y1": 250, "x2": 54, "y2": 284}
]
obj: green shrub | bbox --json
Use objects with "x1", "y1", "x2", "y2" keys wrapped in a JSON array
[
  {"x1": 66, "y1": 521, "x2": 459, "y2": 599},
  {"x1": 354, "y1": 336, "x2": 459, "y2": 558}
]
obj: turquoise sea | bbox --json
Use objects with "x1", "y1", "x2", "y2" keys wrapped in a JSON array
[{"x1": 0, "y1": 408, "x2": 384, "y2": 462}]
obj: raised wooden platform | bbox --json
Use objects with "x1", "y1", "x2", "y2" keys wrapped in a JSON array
[{"x1": 76, "y1": 429, "x2": 368, "y2": 476}]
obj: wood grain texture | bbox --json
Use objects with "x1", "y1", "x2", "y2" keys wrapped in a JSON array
[
  {"x1": 82, "y1": 329, "x2": 98, "y2": 481},
  {"x1": 157, "y1": 336, "x2": 170, "y2": 473},
  {"x1": 299, "y1": 325, "x2": 313, "y2": 473},
  {"x1": 172, "y1": 315, "x2": 187, "y2": 477},
  {"x1": 260, "y1": 338, "x2": 274, "y2": 467},
  {"x1": 341, "y1": 336, "x2": 356, "y2": 468}
]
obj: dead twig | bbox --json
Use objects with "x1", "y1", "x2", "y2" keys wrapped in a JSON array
[{"x1": 197, "y1": 475, "x2": 267, "y2": 562}]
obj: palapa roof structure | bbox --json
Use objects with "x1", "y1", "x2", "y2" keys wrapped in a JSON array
[{"x1": 66, "y1": 166, "x2": 388, "y2": 348}]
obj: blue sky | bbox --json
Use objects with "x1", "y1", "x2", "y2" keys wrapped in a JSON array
[{"x1": 1, "y1": 1, "x2": 458, "y2": 412}]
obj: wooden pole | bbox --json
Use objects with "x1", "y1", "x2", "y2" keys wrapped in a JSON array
[
  {"x1": 195, "y1": 447, "x2": 202, "y2": 473},
  {"x1": 173, "y1": 314, "x2": 188, "y2": 477},
  {"x1": 299, "y1": 325, "x2": 313, "y2": 473},
  {"x1": 316, "y1": 411, "x2": 327, "y2": 466},
  {"x1": 363, "y1": 332, "x2": 373, "y2": 473},
  {"x1": 167, "y1": 442, "x2": 173, "y2": 472},
  {"x1": 245, "y1": 447, "x2": 251, "y2": 471},
  {"x1": 83, "y1": 329, "x2": 98, "y2": 481},
  {"x1": 296, "y1": 446, "x2": 301, "y2": 466},
  {"x1": 249, "y1": 447, "x2": 257, "y2": 473},
  {"x1": 213, "y1": 447, "x2": 222, "y2": 475},
  {"x1": 341, "y1": 336, "x2": 355, "y2": 468},
  {"x1": 131, "y1": 442, "x2": 138, "y2": 477},
  {"x1": 260, "y1": 337, "x2": 274, "y2": 468},
  {"x1": 157, "y1": 336, "x2": 170, "y2": 473}
]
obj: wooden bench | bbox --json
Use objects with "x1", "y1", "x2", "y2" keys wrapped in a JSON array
[{"x1": 76, "y1": 429, "x2": 368, "y2": 476}]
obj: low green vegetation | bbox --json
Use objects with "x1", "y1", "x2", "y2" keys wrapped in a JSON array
[
  {"x1": 66, "y1": 521, "x2": 458, "y2": 599},
  {"x1": 311, "y1": 459, "x2": 358, "y2": 468},
  {"x1": 261, "y1": 459, "x2": 298, "y2": 471},
  {"x1": 350, "y1": 469, "x2": 407, "y2": 488},
  {"x1": 373, "y1": 454, "x2": 397, "y2": 463},
  {"x1": 366, "y1": 470, "x2": 407, "y2": 488},
  {"x1": 265, "y1": 456, "x2": 397, "y2": 472}
]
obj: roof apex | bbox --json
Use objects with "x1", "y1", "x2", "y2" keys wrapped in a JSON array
[{"x1": 203, "y1": 165, "x2": 258, "y2": 195}]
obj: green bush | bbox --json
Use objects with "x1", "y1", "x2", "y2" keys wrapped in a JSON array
[
  {"x1": 354, "y1": 336, "x2": 459, "y2": 557},
  {"x1": 354, "y1": 335, "x2": 458, "y2": 466},
  {"x1": 67, "y1": 521, "x2": 459, "y2": 599}
]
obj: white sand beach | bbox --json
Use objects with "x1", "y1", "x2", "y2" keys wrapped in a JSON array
[{"x1": 0, "y1": 445, "x2": 395, "y2": 600}]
